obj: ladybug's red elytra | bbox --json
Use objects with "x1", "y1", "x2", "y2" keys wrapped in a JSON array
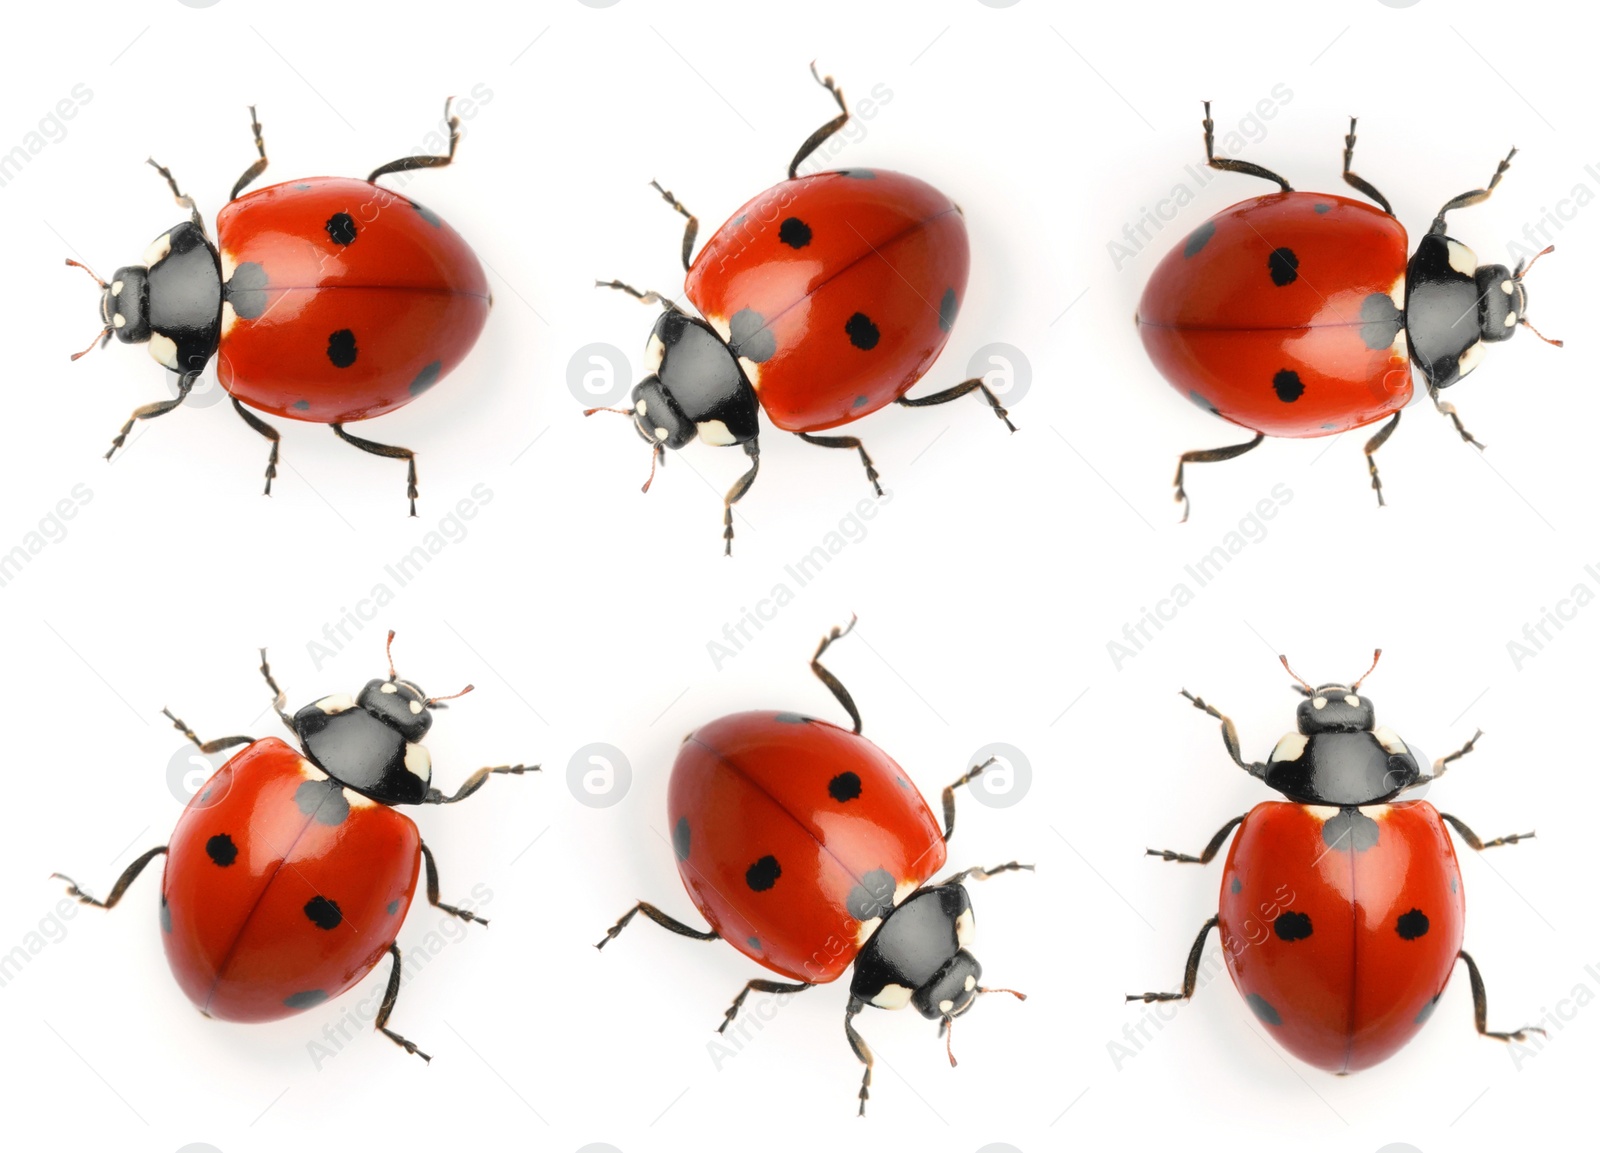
[
  {"x1": 588, "y1": 65, "x2": 1015, "y2": 554},
  {"x1": 54, "y1": 633, "x2": 534, "y2": 1060},
  {"x1": 1137, "y1": 103, "x2": 1561, "y2": 519},
  {"x1": 66, "y1": 100, "x2": 490, "y2": 515},
  {"x1": 596, "y1": 618, "x2": 1030, "y2": 1114},
  {"x1": 1129, "y1": 651, "x2": 1542, "y2": 1073}
]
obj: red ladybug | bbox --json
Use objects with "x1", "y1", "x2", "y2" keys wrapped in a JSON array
[
  {"x1": 596, "y1": 619, "x2": 1029, "y2": 1113},
  {"x1": 1129, "y1": 651, "x2": 1542, "y2": 1072},
  {"x1": 588, "y1": 66, "x2": 1014, "y2": 554},
  {"x1": 54, "y1": 633, "x2": 533, "y2": 1059},
  {"x1": 1138, "y1": 104, "x2": 1561, "y2": 519},
  {"x1": 66, "y1": 101, "x2": 490, "y2": 515}
]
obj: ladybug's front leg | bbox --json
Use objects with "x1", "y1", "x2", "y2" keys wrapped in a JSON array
[
  {"x1": 1179, "y1": 688, "x2": 1269, "y2": 779},
  {"x1": 1126, "y1": 915, "x2": 1220, "y2": 1005},
  {"x1": 1145, "y1": 815, "x2": 1245, "y2": 865},
  {"x1": 374, "y1": 943, "x2": 430, "y2": 1062},
  {"x1": 722, "y1": 440, "x2": 761, "y2": 557},
  {"x1": 1426, "y1": 381, "x2": 1485, "y2": 450},
  {"x1": 424, "y1": 763, "x2": 538, "y2": 806},
  {"x1": 843, "y1": 995, "x2": 874, "y2": 1116},
  {"x1": 104, "y1": 369, "x2": 201, "y2": 459}
]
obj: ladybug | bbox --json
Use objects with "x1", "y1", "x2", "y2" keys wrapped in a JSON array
[
  {"x1": 1129, "y1": 651, "x2": 1542, "y2": 1072},
  {"x1": 53, "y1": 633, "x2": 533, "y2": 1059},
  {"x1": 1137, "y1": 104, "x2": 1561, "y2": 519},
  {"x1": 66, "y1": 100, "x2": 490, "y2": 515},
  {"x1": 596, "y1": 618, "x2": 1029, "y2": 1113},
  {"x1": 587, "y1": 65, "x2": 1014, "y2": 554}
]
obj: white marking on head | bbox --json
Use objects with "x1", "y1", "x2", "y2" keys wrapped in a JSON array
[
  {"x1": 1270, "y1": 732, "x2": 1309, "y2": 763},
  {"x1": 1501, "y1": 279, "x2": 1515, "y2": 295},
  {"x1": 1344, "y1": 695, "x2": 1361, "y2": 708},
  {"x1": 408, "y1": 699, "x2": 424, "y2": 715},
  {"x1": 939, "y1": 998, "x2": 954, "y2": 1013},
  {"x1": 871, "y1": 983, "x2": 914, "y2": 1010},
  {"x1": 313, "y1": 693, "x2": 354, "y2": 715},
  {"x1": 404, "y1": 741, "x2": 432, "y2": 781},
  {"x1": 1505, "y1": 311, "x2": 1518, "y2": 327},
  {"x1": 955, "y1": 907, "x2": 975, "y2": 947},
  {"x1": 1459, "y1": 341, "x2": 1486, "y2": 377},
  {"x1": 147, "y1": 333, "x2": 179, "y2": 370},
  {"x1": 113, "y1": 314, "x2": 126, "y2": 328},
  {"x1": 111, "y1": 280, "x2": 123, "y2": 295},
  {"x1": 1446, "y1": 239, "x2": 1478, "y2": 276},
  {"x1": 1312, "y1": 696, "x2": 1327, "y2": 710},
  {"x1": 653, "y1": 426, "x2": 670, "y2": 441},
  {"x1": 143, "y1": 233, "x2": 173, "y2": 267},
  {"x1": 380, "y1": 682, "x2": 398, "y2": 694},
  {"x1": 696, "y1": 419, "x2": 738, "y2": 447},
  {"x1": 634, "y1": 398, "x2": 647, "y2": 415},
  {"x1": 1372, "y1": 726, "x2": 1408, "y2": 756},
  {"x1": 964, "y1": 974, "x2": 977, "y2": 992}
]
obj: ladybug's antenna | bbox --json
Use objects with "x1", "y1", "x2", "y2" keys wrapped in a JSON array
[
  {"x1": 64, "y1": 258, "x2": 107, "y2": 287},
  {"x1": 425, "y1": 684, "x2": 475, "y2": 708},
  {"x1": 641, "y1": 442, "x2": 664, "y2": 494},
  {"x1": 385, "y1": 629, "x2": 399, "y2": 680},
  {"x1": 1278, "y1": 654, "x2": 1315, "y2": 696},
  {"x1": 70, "y1": 326, "x2": 113, "y2": 361},
  {"x1": 583, "y1": 406, "x2": 634, "y2": 417},
  {"x1": 1513, "y1": 244, "x2": 1556, "y2": 281},
  {"x1": 1350, "y1": 648, "x2": 1383, "y2": 691},
  {"x1": 942, "y1": 1015, "x2": 958, "y2": 1067},
  {"x1": 1520, "y1": 316, "x2": 1564, "y2": 347}
]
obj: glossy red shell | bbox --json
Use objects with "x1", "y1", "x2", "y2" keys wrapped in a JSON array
[
  {"x1": 684, "y1": 169, "x2": 969, "y2": 432},
  {"x1": 1219, "y1": 800, "x2": 1464, "y2": 1072},
  {"x1": 667, "y1": 711, "x2": 946, "y2": 984},
  {"x1": 215, "y1": 177, "x2": 490, "y2": 423},
  {"x1": 161, "y1": 738, "x2": 420, "y2": 1022},
  {"x1": 1138, "y1": 192, "x2": 1413, "y2": 437}
]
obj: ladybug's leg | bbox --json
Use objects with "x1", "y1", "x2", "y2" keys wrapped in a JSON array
[
  {"x1": 374, "y1": 943, "x2": 431, "y2": 1062},
  {"x1": 719, "y1": 978, "x2": 812, "y2": 1034},
  {"x1": 844, "y1": 995, "x2": 874, "y2": 1117},
  {"x1": 1126, "y1": 915, "x2": 1219, "y2": 1004},
  {"x1": 257, "y1": 647, "x2": 297, "y2": 734},
  {"x1": 938, "y1": 861, "x2": 1034, "y2": 886},
  {"x1": 229, "y1": 105, "x2": 269, "y2": 201},
  {"x1": 105, "y1": 369, "x2": 200, "y2": 459},
  {"x1": 896, "y1": 377, "x2": 1017, "y2": 433},
  {"x1": 144, "y1": 159, "x2": 206, "y2": 235},
  {"x1": 1408, "y1": 728, "x2": 1483, "y2": 790},
  {"x1": 1172, "y1": 432, "x2": 1265, "y2": 522},
  {"x1": 809, "y1": 614, "x2": 863, "y2": 733},
  {"x1": 649, "y1": 180, "x2": 699, "y2": 273},
  {"x1": 231, "y1": 399, "x2": 280, "y2": 497},
  {"x1": 595, "y1": 279, "x2": 684, "y2": 312},
  {"x1": 367, "y1": 97, "x2": 459, "y2": 185},
  {"x1": 53, "y1": 846, "x2": 168, "y2": 910},
  {"x1": 330, "y1": 423, "x2": 419, "y2": 516},
  {"x1": 424, "y1": 763, "x2": 538, "y2": 805},
  {"x1": 1428, "y1": 147, "x2": 1516, "y2": 236},
  {"x1": 1340, "y1": 117, "x2": 1393, "y2": 215},
  {"x1": 722, "y1": 440, "x2": 761, "y2": 557},
  {"x1": 1201, "y1": 102, "x2": 1291, "y2": 192},
  {"x1": 797, "y1": 432, "x2": 882, "y2": 497},
  {"x1": 1439, "y1": 813, "x2": 1536, "y2": 851},
  {"x1": 161, "y1": 707, "x2": 253, "y2": 756},
  {"x1": 1145, "y1": 815, "x2": 1246, "y2": 865},
  {"x1": 1457, "y1": 950, "x2": 1545, "y2": 1043},
  {"x1": 788, "y1": 62, "x2": 849, "y2": 181},
  {"x1": 1363, "y1": 410, "x2": 1401, "y2": 508},
  {"x1": 1179, "y1": 689, "x2": 1269, "y2": 778},
  {"x1": 418, "y1": 842, "x2": 488, "y2": 926},
  {"x1": 938, "y1": 756, "x2": 999, "y2": 841},
  {"x1": 1426, "y1": 381, "x2": 1485, "y2": 450},
  {"x1": 594, "y1": 901, "x2": 719, "y2": 950}
]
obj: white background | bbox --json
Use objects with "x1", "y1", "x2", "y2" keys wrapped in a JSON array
[{"x1": 1, "y1": 0, "x2": 1593, "y2": 1150}]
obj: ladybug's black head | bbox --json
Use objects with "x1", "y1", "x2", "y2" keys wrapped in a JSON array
[{"x1": 1295, "y1": 686, "x2": 1376, "y2": 735}]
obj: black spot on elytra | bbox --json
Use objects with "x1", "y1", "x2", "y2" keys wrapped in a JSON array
[
  {"x1": 1183, "y1": 221, "x2": 1216, "y2": 258},
  {"x1": 673, "y1": 816, "x2": 692, "y2": 861},
  {"x1": 225, "y1": 261, "x2": 269, "y2": 319},
  {"x1": 159, "y1": 894, "x2": 172, "y2": 933},
  {"x1": 1187, "y1": 389, "x2": 1219, "y2": 415},
  {"x1": 1246, "y1": 992, "x2": 1282, "y2": 1026},
  {"x1": 283, "y1": 989, "x2": 328, "y2": 1009},
  {"x1": 834, "y1": 169, "x2": 876, "y2": 179},
  {"x1": 746, "y1": 935, "x2": 762, "y2": 950},
  {"x1": 1268, "y1": 247, "x2": 1300, "y2": 286},
  {"x1": 1230, "y1": 876, "x2": 1243, "y2": 894},
  {"x1": 1359, "y1": 292, "x2": 1403, "y2": 351},
  {"x1": 846, "y1": 867, "x2": 896, "y2": 921},
  {"x1": 1396, "y1": 908, "x2": 1430, "y2": 940},
  {"x1": 1415, "y1": 994, "x2": 1441, "y2": 1024},
  {"x1": 746, "y1": 855, "x2": 781, "y2": 892},
  {"x1": 386, "y1": 899, "x2": 400, "y2": 916},
  {"x1": 845, "y1": 312, "x2": 880, "y2": 350},
  {"x1": 409, "y1": 360, "x2": 443, "y2": 396},
  {"x1": 409, "y1": 199, "x2": 443, "y2": 228},
  {"x1": 1313, "y1": 203, "x2": 1332, "y2": 214},
  {"x1": 938, "y1": 287, "x2": 959, "y2": 333},
  {"x1": 327, "y1": 329, "x2": 358, "y2": 369},
  {"x1": 205, "y1": 833, "x2": 238, "y2": 867},
  {"x1": 304, "y1": 895, "x2": 343, "y2": 930},
  {"x1": 728, "y1": 307, "x2": 776, "y2": 363},
  {"x1": 292, "y1": 399, "x2": 311, "y2": 412},
  {"x1": 829, "y1": 772, "x2": 862, "y2": 802},
  {"x1": 773, "y1": 712, "x2": 810, "y2": 724},
  {"x1": 1321, "y1": 807, "x2": 1380, "y2": 852},
  {"x1": 778, "y1": 217, "x2": 812, "y2": 248},
  {"x1": 1273, "y1": 369, "x2": 1305, "y2": 403},
  {"x1": 325, "y1": 212, "x2": 357, "y2": 246},
  {"x1": 1450, "y1": 874, "x2": 1458, "y2": 894},
  {"x1": 293, "y1": 778, "x2": 350, "y2": 826},
  {"x1": 1274, "y1": 911, "x2": 1313, "y2": 942}
]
